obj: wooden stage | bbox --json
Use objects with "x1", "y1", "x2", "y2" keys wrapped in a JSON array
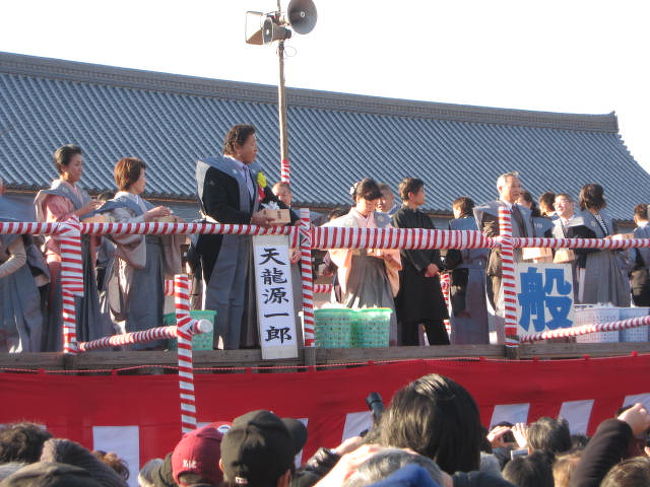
[{"x1": 1, "y1": 342, "x2": 649, "y2": 373}]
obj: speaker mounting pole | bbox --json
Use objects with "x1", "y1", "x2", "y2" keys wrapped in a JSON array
[{"x1": 277, "y1": 1, "x2": 290, "y2": 183}]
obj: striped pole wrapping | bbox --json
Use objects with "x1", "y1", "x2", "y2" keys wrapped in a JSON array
[
  {"x1": 299, "y1": 209, "x2": 315, "y2": 347},
  {"x1": 440, "y1": 273, "x2": 452, "y2": 336},
  {"x1": 77, "y1": 320, "x2": 212, "y2": 351},
  {"x1": 498, "y1": 208, "x2": 519, "y2": 348},
  {"x1": 520, "y1": 315, "x2": 650, "y2": 343},
  {"x1": 59, "y1": 217, "x2": 84, "y2": 354},
  {"x1": 280, "y1": 158, "x2": 291, "y2": 184},
  {"x1": 313, "y1": 284, "x2": 334, "y2": 294},
  {"x1": 174, "y1": 274, "x2": 197, "y2": 434}
]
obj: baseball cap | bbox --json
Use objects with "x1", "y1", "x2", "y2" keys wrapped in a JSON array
[
  {"x1": 171, "y1": 421, "x2": 232, "y2": 486},
  {"x1": 220, "y1": 410, "x2": 307, "y2": 487}
]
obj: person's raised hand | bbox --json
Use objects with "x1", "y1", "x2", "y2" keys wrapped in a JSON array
[
  {"x1": 512, "y1": 422, "x2": 528, "y2": 449},
  {"x1": 618, "y1": 403, "x2": 650, "y2": 436},
  {"x1": 144, "y1": 206, "x2": 171, "y2": 222},
  {"x1": 487, "y1": 425, "x2": 512, "y2": 449}
]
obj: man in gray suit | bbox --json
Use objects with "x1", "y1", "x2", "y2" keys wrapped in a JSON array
[
  {"x1": 474, "y1": 172, "x2": 534, "y2": 342},
  {"x1": 631, "y1": 203, "x2": 650, "y2": 306}
]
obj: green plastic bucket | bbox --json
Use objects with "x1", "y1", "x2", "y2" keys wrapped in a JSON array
[
  {"x1": 164, "y1": 310, "x2": 216, "y2": 351},
  {"x1": 353, "y1": 308, "x2": 392, "y2": 347},
  {"x1": 314, "y1": 308, "x2": 356, "y2": 348}
]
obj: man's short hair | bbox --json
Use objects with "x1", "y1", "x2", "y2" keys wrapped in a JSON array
[
  {"x1": 526, "y1": 417, "x2": 571, "y2": 456},
  {"x1": 397, "y1": 178, "x2": 424, "y2": 202},
  {"x1": 0, "y1": 422, "x2": 52, "y2": 464},
  {"x1": 633, "y1": 203, "x2": 648, "y2": 220},
  {"x1": 601, "y1": 456, "x2": 650, "y2": 487},
  {"x1": 503, "y1": 451, "x2": 554, "y2": 487},
  {"x1": 496, "y1": 171, "x2": 520, "y2": 191},
  {"x1": 377, "y1": 183, "x2": 392, "y2": 194},
  {"x1": 272, "y1": 182, "x2": 291, "y2": 192},
  {"x1": 223, "y1": 124, "x2": 256, "y2": 155},
  {"x1": 552, "y1": 451, "x2": 582, "y2": 487},
  {"x1": 555, "y1": 193, "x2": 573, "y2": 202}
]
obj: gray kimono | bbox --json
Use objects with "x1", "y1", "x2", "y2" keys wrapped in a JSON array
[
  {"x1": 579, "y1": 209, "x2": 631, "y2": 307},
  {"x1": 446, "y1": 217, "x2": 489, "y2": 345},
  {"x1": 99, "y1": 194, "x2": 183, "y2": 349}
]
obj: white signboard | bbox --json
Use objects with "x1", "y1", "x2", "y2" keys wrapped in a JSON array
[
  {"x1": 253, "y1": 235, "x2": 298, "y2": 359},
  {"x1": 515, "y1": 263, "x2": 575, "y2": 336}
]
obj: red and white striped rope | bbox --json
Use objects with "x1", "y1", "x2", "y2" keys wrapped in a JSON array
[
  {"x1": 280, "y1": 158, "x2": 291, "y2": 184},
  {"x1": 299, "y1": 209, "x2": 315, "y2": 347},
  {"x1": 77, "y1": 320, "x2": 212, "y2": 352},
  {"x1": 2, "y1": 222, "x2": 649, "y2": 251},
  {"x1": 313, "y1": 284, "x2": 334, "y2": 294},
  {"x1": 498, "y1": 208, "x2": 519, "y2": 348},
  {"x1": 520, "y1": 315, "x2": 650, "y2": 343},
  {"x1": 174, "y1": 274, "x2": 197, "y2": 434}
]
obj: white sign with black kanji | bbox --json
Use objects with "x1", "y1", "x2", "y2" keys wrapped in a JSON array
[{"x1": 253, "y1": 235, "x2": 298, "y2": 359}]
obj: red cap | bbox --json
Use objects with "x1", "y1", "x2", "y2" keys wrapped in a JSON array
[{"x1": 171, "y1": 422, "x2": 232, "y2": 486}]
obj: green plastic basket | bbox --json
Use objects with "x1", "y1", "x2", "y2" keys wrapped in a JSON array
[
  {"x1": 164, "y1": 310, "x2": 216, "y2": 351},
  {"x1": 314, "y1": 308, "x2": 356, "y2": 348},
  {"x1": 353, "y1": 308, "x2": 392, "y2": 348}
]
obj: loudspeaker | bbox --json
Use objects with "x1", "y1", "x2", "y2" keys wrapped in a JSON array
[
  {"x1": 245, "y1": 11, "x2": 265, "y2": 45},
  {"x1": 262, "y1": 17, "x2": 292, "y2": 43},
  {"x1": 287, "y1": 0, "x2": 317, "y2": 35}
]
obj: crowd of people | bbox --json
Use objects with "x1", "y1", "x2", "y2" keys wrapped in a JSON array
[
  {"x1": 1, "y1": 124, "x2": 649, "y2": 352},
  {"x1": 1, "y1": 373, "x2": 649, "y2": 486}
]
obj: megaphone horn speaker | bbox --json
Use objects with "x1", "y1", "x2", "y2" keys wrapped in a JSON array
[
  {"x1": 287, "y1": 0, "x2": 317, "y2": 35},
  {"x1": 263, "y1": 17, "x2": 292, "y2": 43}
]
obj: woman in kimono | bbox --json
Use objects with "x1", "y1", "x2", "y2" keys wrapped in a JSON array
[
  {"x1": 577, "y1": 184, "x2": 630, "y2": 306},
  {"x1": 0, "y1": 180, "x2": 46, "y2": 352},
  {"x1": 392, "y1": 178, "x2": 449, "y2": 346},
  {"x1": 34, "y1": 144, "x2": 113, "y2": 351},
  {"x1": 325, "y1": 178, "x2": 401, "y2": 345},
  {"x1": 445, "y1": 197, "x2": 489, "y2": 345},
  {"x1": 98, "y1": 157, "x2": 183, "y2": 350},
  {"x1": 551, "y1": 193, "x2": 596, "y2": 302}
]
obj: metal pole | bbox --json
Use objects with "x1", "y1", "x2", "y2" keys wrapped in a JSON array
[{"x1": 277, "y1": 38, "x2": 290, "y2": 183}]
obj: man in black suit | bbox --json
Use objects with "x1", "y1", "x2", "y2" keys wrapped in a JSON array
[
  {"x1": 195, "y1": 124, "x2": 294, "y2": 349},
  {"x1": 473, "y1": 172, "x2": 533, "y2": 342},
  {"x1": 631, "y1": 204, "x2": 650, "y2": 306}
]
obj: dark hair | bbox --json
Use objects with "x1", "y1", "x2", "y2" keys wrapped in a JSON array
[
  {"x1": 328, "y1": 207, "x2": 350, "y2": 221},
  {"x1": 634, "y1": 203, "x2": 648, "y2": 220},
  {"x1": 96, "y1": 191, "x2": 115, "y2": 202},
  {"x1": 398, "y1": 178, "x2": 424, "y2": 202},
  {"x1": 377, "y1": 374, "x2": 483, "y2": 474},
  {"x1": 352, "y1": 178, "x2": 382, "y2": 203},
  {"x1": 503, "y1": 451, "x2": 554, "y2": 487},
  {"x1": 579, "y1": 183, "x2": 606, "y2": 211},
  {"x1": 114, "y1": 157, "x2": 146, "y2": 191},
  {"x1": 519, "y1": 191, "x2": 541, "y2": 217},
  {"x1": 570, "y1": 434, "x2": 589, "y2": 450},
  {"x1": 538, "y1": 192, "x2": 556, "y2": 214},
  {"x1": 601, "y1": 456, "x2": 650, "y2": 487},
  {"x1": 527, "y1": 417, "x2": 571, "y2": 456},
  {"x1": 92, "y1": 450, "x2": 130, "y2": 481},
  {"x1": 555, "y1": 193, "x2": 573, "y2": 202},
  {"x1": 452, "y1": 197, "x2": 475, "y2": 218},
  {"x1": 53, "y1": 144, "x2": 83, "y2": 175},
  {"x1": 0, "y1": 422, "x2": 53, "y2": 463},
  {"x1": 223, "y1": 124, "x2": 256, "y2": 156}
]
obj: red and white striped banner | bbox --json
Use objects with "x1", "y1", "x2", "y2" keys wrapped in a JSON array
[
  {"x1": 498, "y1": 208, "x2": 518, "y2": 347},
  {"x1": 174, "y1": 275, "x2": 197, "y2": 434},
  {"x1": 58, "y1": 218, "x2": 84, "y2": 354},
  {"x1": 520, "y1": 315, "x2": 650, "y2": 343},
  {"x1": 299, "y1": 209, "x2": 315, "y2": 347},
  {"x1": 164, "y1": 279, "x2": 175, "y2": 296},
  {"x1": 77, "y1": 320, "x2": 212, "y2": 352},
  {"x1": 440, "y1": 272, "x2": 452, "y2": 336}
]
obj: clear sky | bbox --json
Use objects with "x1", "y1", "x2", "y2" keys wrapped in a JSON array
[{"x1": 3, "y1": 0, "x2": 649, "y2": 174}]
